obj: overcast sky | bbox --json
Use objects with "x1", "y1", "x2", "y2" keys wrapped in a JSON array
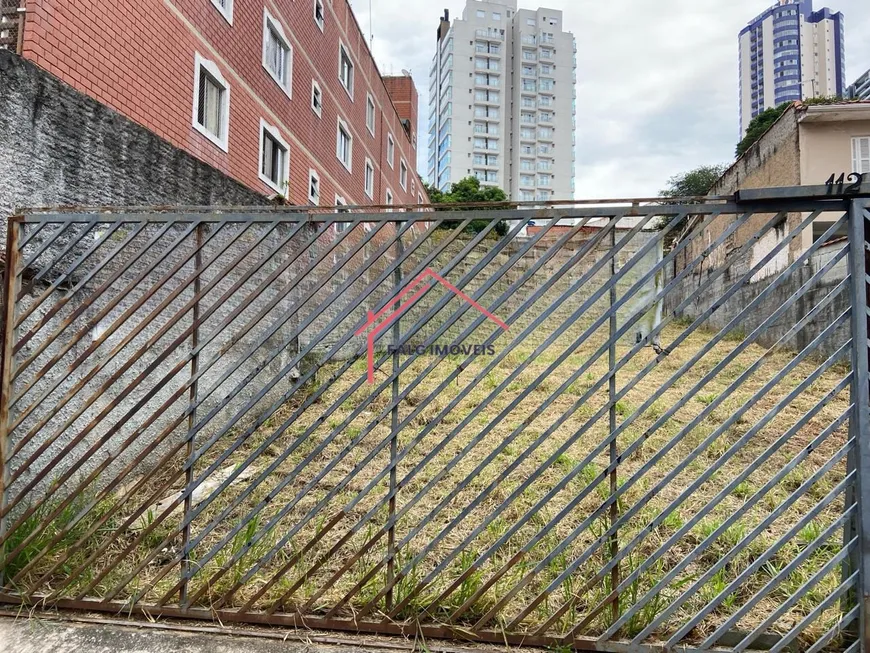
[{"x1": 351, "y1": 0, "x2": 870, "y2": 199}]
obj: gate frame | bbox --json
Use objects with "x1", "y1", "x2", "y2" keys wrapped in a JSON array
[{"x1": 0, "y1": 184, "x2": 869, "y2": 652}]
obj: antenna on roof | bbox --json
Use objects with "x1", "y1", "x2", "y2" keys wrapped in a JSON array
[{"x1": 369, "y1": 0, "x2": 374, "y2": 49}]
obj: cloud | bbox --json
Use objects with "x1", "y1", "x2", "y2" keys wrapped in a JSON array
[{"x1": 352, "y1": 0, "x2": 870, "y2": 198}]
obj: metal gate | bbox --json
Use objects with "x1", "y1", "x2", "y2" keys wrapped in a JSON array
[{"x1": 0, "y1": 187, "x2": 868, "y2": 651}]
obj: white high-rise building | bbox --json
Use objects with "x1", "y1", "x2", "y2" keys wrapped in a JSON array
[
  {"x1": 738, "y1": 0, "x2": 845, "y2": 135},
  {"x1": 428, "y1": 0, "x2": 576, "y2": 201}
]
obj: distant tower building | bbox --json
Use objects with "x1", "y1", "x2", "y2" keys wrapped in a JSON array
[
  {"x1": 428, "y1": 0, "x2": 577, "y2": 201},
  {"x1": 739, "y1": 0, "x2": 845, "y2": 134},
  {"x1": 848, "y1": 69, "x2": 870, "y2": 100}
]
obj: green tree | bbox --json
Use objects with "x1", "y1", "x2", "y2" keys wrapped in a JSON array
[
  {"x1": 659, "y1": 164, "x2": 727, "y2": 198},
  {"x1": 424, "y1": 177, "x2": 510, "y2": 237},
  {"x1": 656, "y1": 164, "x2": 727, "y2": 241},
  {"x1": 735, "y1": 102, "x2": 792, "y2": 157}
]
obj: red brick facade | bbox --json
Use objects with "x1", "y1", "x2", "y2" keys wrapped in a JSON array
[{"x1": 18, "y1": 0, "x2": 426, "y2": 208}]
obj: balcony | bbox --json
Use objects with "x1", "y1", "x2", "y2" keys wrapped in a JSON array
[
  {"x1": 476, "y1": 28, "x2": 504, "y2": 41},
  {"x1": 538, "y1": 113, "x2": 553, "y2": 124},
  {"x1": 521, "y1": 84, "x2": 537, "y2": 95},
  {"x1": 521, "y1": 35, "x2": 537, "y2": 45}
]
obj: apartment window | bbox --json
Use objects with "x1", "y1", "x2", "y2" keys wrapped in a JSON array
[
  {"x1": 262, "y1": 10, "x2": 292, "y2": 97},
  {"x1": 522, "y1": 65, "x2": 536, "y2": 77},
  {"x1": 314, "y1": 0, "x2": 325, "y2": 30},
  {"x1": 540, "y1": 48, "x2": 553, "y2": 59},
  {"x1": 539, "y1": 111, "x2": 553, "y2": 122},
  {"x1": 538, "y1": 143, "x2": 551, "y2": 155},
  {"x1": 338, "y1": 42, "x2": 354, "y2": 98},
  {"x1": 476, "y1": 9, "x2": 485, "y2": 18},
  {"x1": 418, "y1": 193, "x2": 424, "y2": 205},
  {"x1": 538, "y1": 174, "x2": 552, "y2": 186},
  {"x1": 366, "y1": 94, "x2": 376, "y2": 136},
  {"x1": 520, "y1": 174, "x2": 535, "y2": 186},
  {"x1": 258, "y1": 119, "x2": 289, "y2": 193},
  {"x1": 520, "y1": 159, "x2": 534, "y2": 171},
  {"x1": 311, "y1": 80, "x2": 322, "y2": 117},
  {"x1": 192, "y1": 53, "x2": 230, "y2": 152},
  {"x1": 522, "y1": 97, "x2": 535, "y2": 108},
  {"x1": 526, "y1": 18, "x2": 535, "y2": 26},
  {"x1": 521, "y1": 144, "x2": 533, "y2": 155},
  {"x1": 308, "y1": 169, "x2": 320, "y2": 204},
  {"x1": 540, "y1": 64, "x2": 552, "y2": 75},
  {"x1": 210, "y1": 0, "x2": 233, "y2": 24},
  {"x1": 520, "y1": 190, "x2": 534, "y2": 201},
  {"x1": 386, "y1": 188, "x2": 394, "y2": 206},
  {"x1": 536, "y1": 191, "x2": 551, "y2": 201},
  {"x1": 853, "y1": 137, "x2": 870, "y2": 174},
  {"x1": 336, "y1": 117, "x2": 353, "y2": 171},
  {"x1": 387, "y1": 133, "x2": 395, "y2": 167},
  {"x1": 364, "y1": 158, "x2": 375, "y2": 198},
  {"x1": 539, "y1": 127, "x2": 553, "y2": 139},
  {"x1": 521, "y1": 112, "x2": 535, "y2": 124},
  {"x1": 492, "y1": 12, "x2": 501, "y2": 20},
  {"x1": 400, "y1": 159, "x2": 408, "y2": 190},
  {"x1": 539, "y1": 95, "x2": 552, "y2": 107},
  {"x1": 520, "y1": 128, "x2": 535, "y2": 140}
]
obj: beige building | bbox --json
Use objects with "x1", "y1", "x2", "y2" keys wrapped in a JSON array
[{"x1": 705, "y1": 100, "x2": 870, "y2": 261}]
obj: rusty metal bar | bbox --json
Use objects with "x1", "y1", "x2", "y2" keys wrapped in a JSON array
[
  {"x1": 0, "y1": 219, "x2": 21, "y2": 584},
  {"x1": 179, "y1": 222, "x2": 204, "y2": 605}
]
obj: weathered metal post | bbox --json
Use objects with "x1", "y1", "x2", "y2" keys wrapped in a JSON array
[
  {"x1": 0, "y1": 218, "x2": 21, "y2": 587},
  {"x1": 386, "y1": 217, "x2": 403, "y2": 611},
  {"x1": 180, "y1": 222, "x2": 204, "y2": 605},
  {"x1": 848, "y1": 198, "x2": 870, "y2": 651},
  {"x1": 609, "y1": 211, "x2": 620, "y2": 624}
]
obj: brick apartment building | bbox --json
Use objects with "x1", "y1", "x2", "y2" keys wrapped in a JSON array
[{"x1": 4, "y1": 0, "x2": 426, "y2": 208}]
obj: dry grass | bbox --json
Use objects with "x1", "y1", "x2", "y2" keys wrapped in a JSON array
[{"x1": 9, "y1": 257, "x2": 854, "y2": 650}]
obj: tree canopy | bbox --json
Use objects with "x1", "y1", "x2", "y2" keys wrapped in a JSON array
[
  {"x1": 424, "y1": 177, "x2": 509, "y2": 237},
  {"x1": 659, "y1": 164, "x2": 727, "y2": 198}
]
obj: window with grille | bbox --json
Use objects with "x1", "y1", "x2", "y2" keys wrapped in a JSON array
[
  {"x1": 339, "y1": 43, "x2": 354, "y2": 97},
  {"x1": 336, "y1": 118, "x2": 353, "y2": 171},
  {"x1": 259, "y1": 120, "x2": 289, "y2": 192},
  {"x1": 263, "y1": 10, "x2": 292, "y2": 96},
  {"x1": 193, "y1": 54, "x2": 229, "y2": 151},
  {"x1": 366, "y1": 95, "x2": 376, "y2": 135},
  {"x1": 364, "y1": 159, "x2": 375, "y2": 198}
]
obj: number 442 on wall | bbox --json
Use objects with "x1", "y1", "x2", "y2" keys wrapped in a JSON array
[{"x1": 825, "y1": 172, "x2": 867, "y2": 194}]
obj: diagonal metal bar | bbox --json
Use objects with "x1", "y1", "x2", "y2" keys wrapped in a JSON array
[
  {"x1": 262, "y1": 209, "x2": 682, "y2": 616},
  {"x1": 767, "y1": 572, "x2": 859, "y2": 653},
  {"x1": 518, "y1": 327, "x2": 850, "y2": 636},
  {"x1": 805, "y1": 605, "x2": 859, "y2": 653},
  {"x1": 463, "y1": 212, "x2": 842, "y2": 630},
  {"x1": 4, "y1": 219, "x2": 257, "y2": 471},
  {"x1": 0, "y1": 219, "x2": 327, "y2": 564},
  {"x1": 6, "y1": 219, "x2": 282, "y2": 444},
  {"x1": 73, "y1": 213, "x2": 513, "y2": 603},
  {"x1": 309, "y1": 207, "x2": 808, "y2": 621},
  {"x1": 18, "y1": 222, "x2": 75, "y2": 275},
  {"x1": 13, "y1": 215, "x2": 423, "y2": 590},
  {"x1": 13, "y1": 221, "x2": 149, "y2": 337},
  {"x1": 14, "y1": 220, "x2": 126, "y2": 327},
  {"x1": 415, "y1": 236, "x2": 849, "y2": 626},
  {"x1": 699, "y1": 428, "x2": 854, "y2": 649},
  {"x1": 731, "y1": 535, "x2": 858, "y2": 653},
  {"x1": 635, "y1": 433, "x2": 854, "y2": 646},
  {"x1": 390, "y1": 212, "x2": 807, "y2": 622},
  {"x1": 11, "y1": 219, "x2": 200, "y2": 377},
  {"x1": 337, "y1": 212, "x2": 753, "y2": 620},
  {"x1": 234, "y1": 211, "x2": 635, "y2": 613},
  {"x1": 10, "y1": 218, "x2": 179, "y2": 356},
  {"x1": 12, "y1": 215, "x2": 455, "y2": 592},
  {"x1": 148, "y1": 212, "x2": 564, "y2": 608},
  {"x1": 554, "y1": 250, "x2": 852, "y2": 636}
]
